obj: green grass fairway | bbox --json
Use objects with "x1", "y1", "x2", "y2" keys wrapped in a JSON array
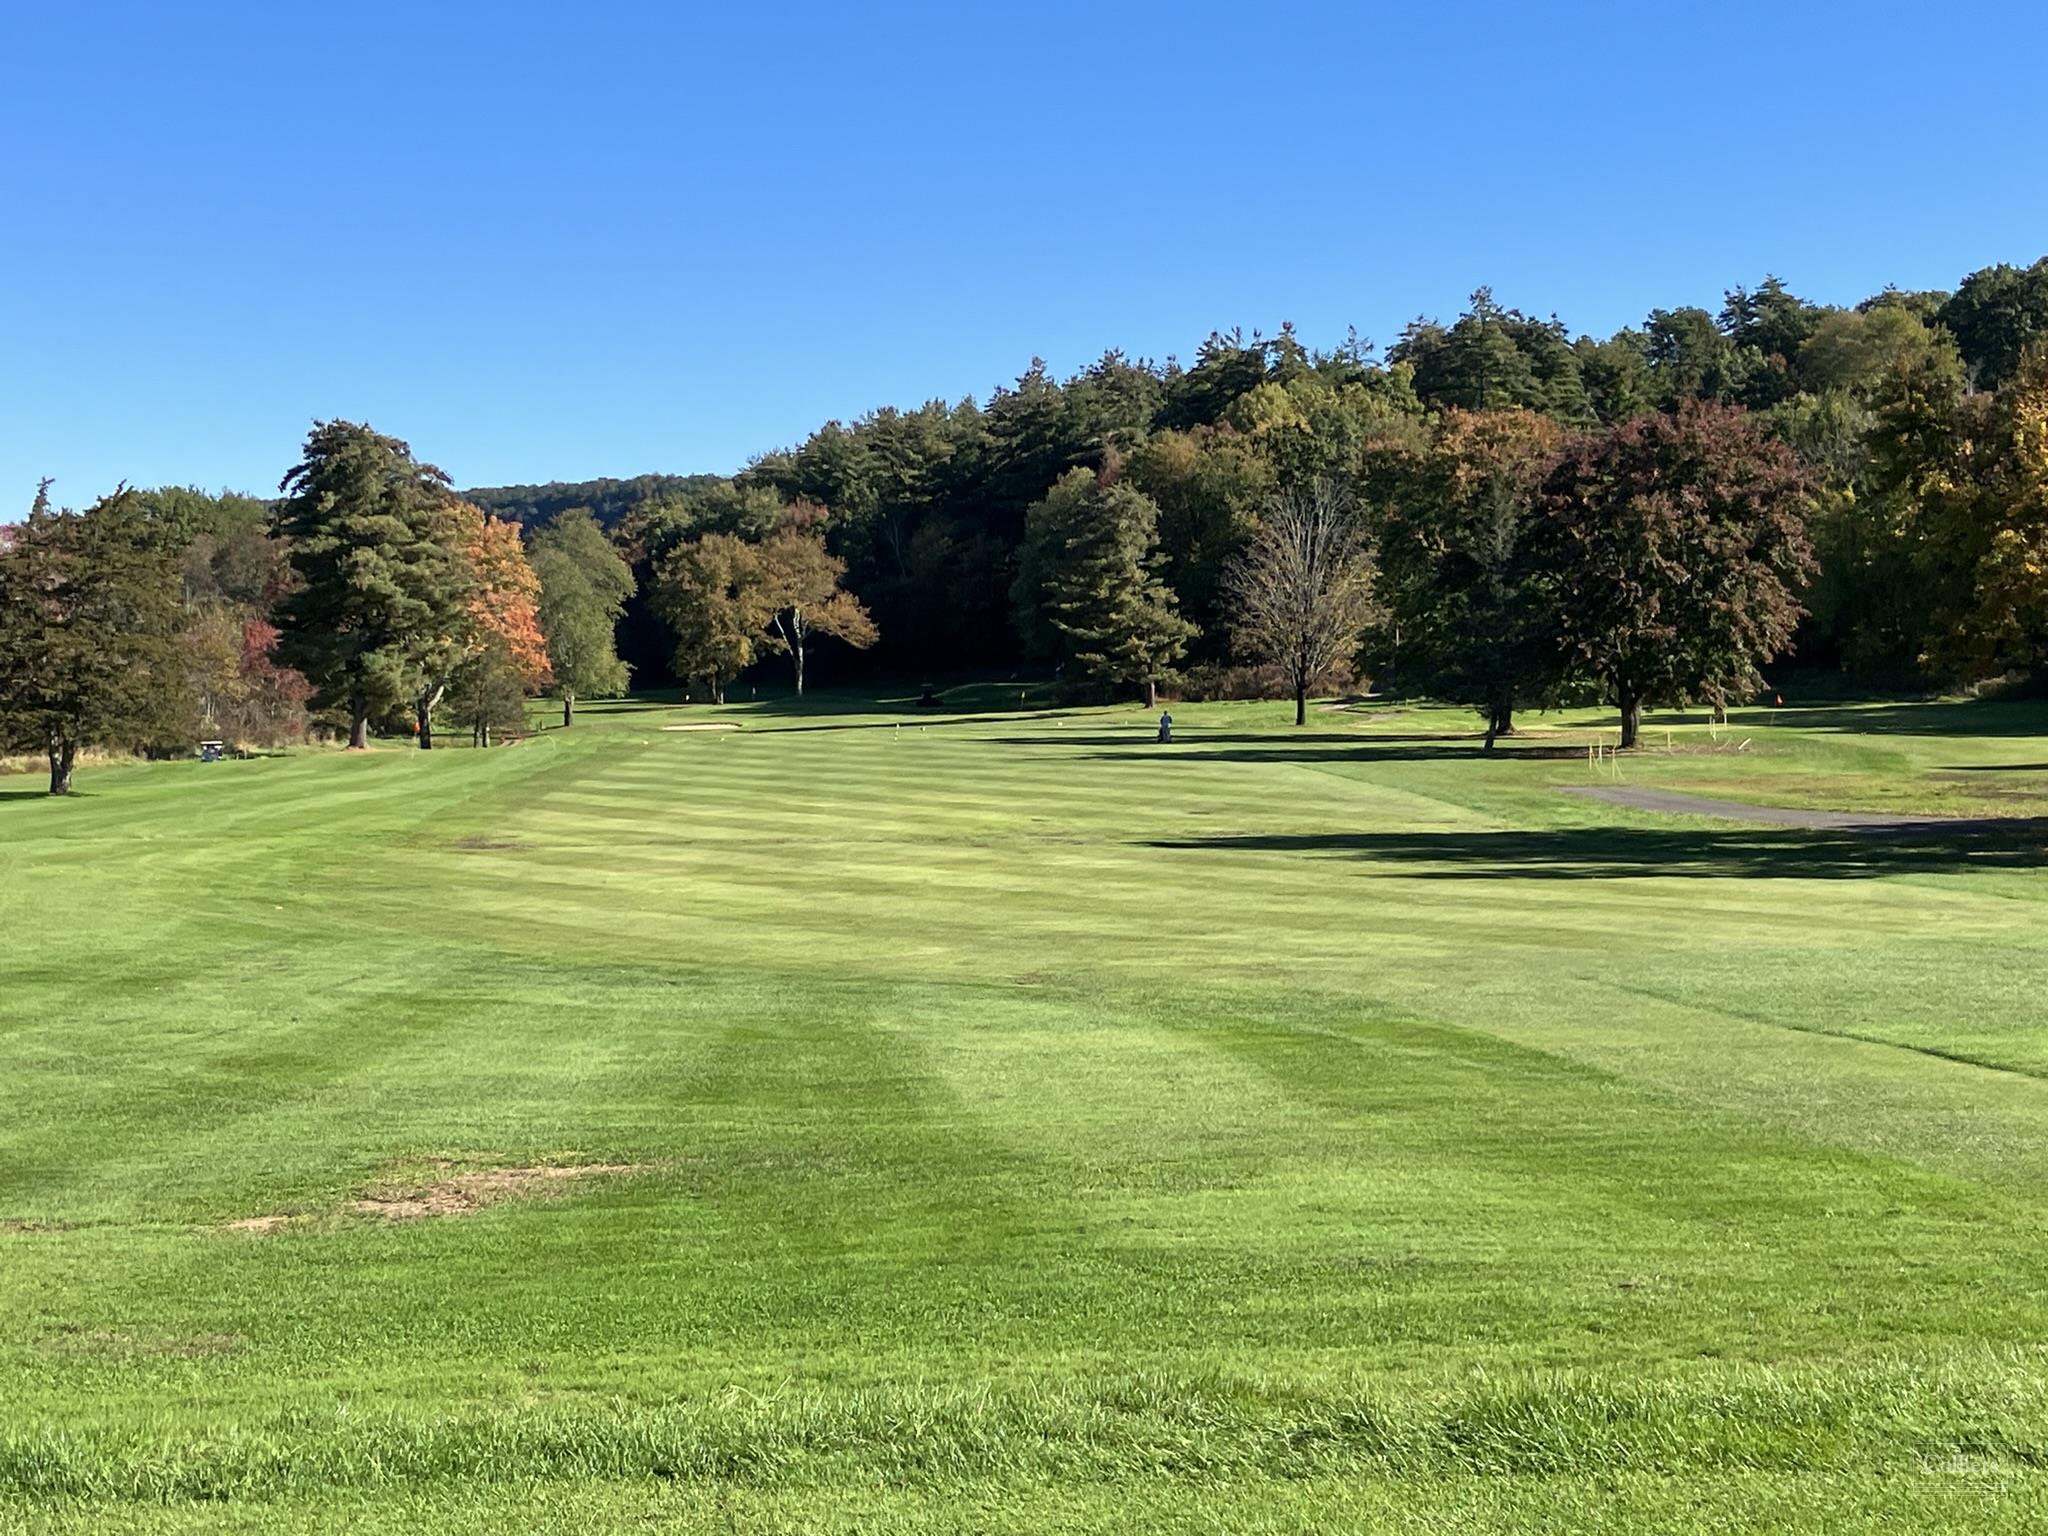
[{"x1": 6, "y1": 691, "x2": 2048, "y2": 1532}]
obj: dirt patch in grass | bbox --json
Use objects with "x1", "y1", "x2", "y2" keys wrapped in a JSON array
[
  {"x1": 219, "y1": 1160, "x2": 650, "y2": 1233},
  {"x1": 0, "y1": 1218, "x2": 77, "y2": 1234},
  {"x1": 1929, "y1": 772, "x2": 2048, "y2": 803},
  {"x1": 219, "y1": 1213, "x2": 297, "y2": 1235},
  {"x1": 349, "y1": 1160, "x2": 645, "y2": 1220},
  {"x1": 450, "y1": 835, "x2": 532, "y2": 852},
  {"x1": 660, "y1": 722, "x2": 741, "y2": 732}
]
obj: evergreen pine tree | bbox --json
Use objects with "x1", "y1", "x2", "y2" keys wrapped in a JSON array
[
  {"x1": 269, "y1": 422, "x2": 474, "y2": 748},
  {"x1": 1030, "y1": 469, "x2": 1195, "y2": 706},
  {"x1": 0, "y1": 484, "x2": 184, "y2": 793}
]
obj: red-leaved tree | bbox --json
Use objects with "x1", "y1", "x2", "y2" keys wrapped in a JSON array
[{"x1": 1532, "y1": 402, "x2": 1814, "y2": 747}]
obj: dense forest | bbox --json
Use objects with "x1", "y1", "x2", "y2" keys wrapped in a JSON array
[
  {"x1": 6, "y1": 253, "x2": 2048, "y2": 789},
  {"x1": 464, "y1": 474, "x2": 727, "y2": 530},
  {"x1": 465, "y1": 254, "x2": 2048, "y2": 689}
]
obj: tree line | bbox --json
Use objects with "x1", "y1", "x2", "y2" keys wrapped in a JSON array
[
  {"x1": 0, "y1": 427, "x2": 639, "y2": 792},
  {"x1": 5, "y1": 253, "x2": 2047, "y2": 790},
  {"x1": 477, "y1": 255, "x2": 2048, "y2": 701}
]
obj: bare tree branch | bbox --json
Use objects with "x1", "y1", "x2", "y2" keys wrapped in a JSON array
[{"x1": 1226, "y1": 480, "x2": 1380, "y2": 725}]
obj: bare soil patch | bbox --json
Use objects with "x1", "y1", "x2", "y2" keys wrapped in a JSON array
[
  {"x1": 1317, "y1": 703, "x2": 1408, "y2": 720},
  {"x1": 1, "y1": 1218, "x2": 77, "y2": 1234},
  {"x1": 220, "y1": 1160, "x2": 651, "y2": 1233},
  {"x1": 349, "y1": 1160, "x2": 646, "y2": 1221},
  {"x1": 1930, "y1": 772, "x2": 2048, "y2": 804},
  {"x1": 660, "y1": 722, "x2": 741, "y2": 732},
  {"x1": 220, "y1": 1213, "x2": 296, "y2": 1235}
]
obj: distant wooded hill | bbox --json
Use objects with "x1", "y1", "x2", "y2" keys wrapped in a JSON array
[{"x1": 461, "y1": 474, "x2": 727, "y2": 529}]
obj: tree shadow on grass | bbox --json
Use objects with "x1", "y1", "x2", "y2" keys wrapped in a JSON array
[
  {"x1": 0, "y1": 788, "x2": 57, "y2": 803},
  {"x1": 1067, "y1": 735, "x2": 1588, "y2": 764},
  {"x1": 709, "y1": 682, "x2": 1064, "y2": 725},
  {"x1": 1144, "y1": 820, "x2": 2048, "y2": 879},
  {"x1": 753, "y1": 711, "x2": 1080, "y2": 735},
  {"x1": 1767, "y1": 700, "x2": 2048, "y2": 738}
]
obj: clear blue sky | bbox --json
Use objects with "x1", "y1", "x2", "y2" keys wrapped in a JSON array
[{"x1": 4, "y1": 0, "x2": 2044, "y2": 506}]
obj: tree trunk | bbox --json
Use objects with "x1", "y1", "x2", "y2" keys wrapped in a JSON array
[
  {"x1": 562, "y1": 695, "x2": 574, "y2": 728},
  {"x1": 416, "y1": 684, "x2": 444, "y2": 751},
  {"x1": 793, "y1": 636, "x2": 806, "y2": 697},
  {"x1": 1712, "y1": 700, "x2": 1728, "y2": 726},
  {"x1": 1144, "y1": 678, "x2": 1158, "y2": 709},
  {"x1": 47, "y1": 740, "x2": 75, "y2": 796},
  {"x1": 1617, "y1": 687, "x2": 1643, "y2": 750},
  {"x1": 1484, "y1": 703, "x2": 1514, "y2": 749},
  {"x1": 1294, "y1": 681, "x2": 1307, "y2": 727},
  {"x1": 348, "y1": 702, "x2": 370, "y2": 750}
]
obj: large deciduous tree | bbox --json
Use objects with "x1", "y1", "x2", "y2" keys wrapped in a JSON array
[
  {"x1": 1937, "y1": 258, "x2": 2048, "y2": 391},
  {"x1": 756, "y1": 507, "x2": 878, "y2": 696},
  {"x1": 1378, "y1": 410, "x2": 1562, "y2": 745},
  {"x1": 0, "y1": 484, "x2": 184, "y2": 794},
  {"x1": 1532, "y1": 402, "x2": 1814, "y2": 748},
  {"x1": 1018, "y1": 468, "x2": 1195, "y2": 707},
  {"x1": 182, "y1": 603, "x2": 249, "y2": 738},
  {"x1": 270, "y1": 422, "x2": 474, "y2": 749},
  {"x1": 462, "y1": 510, "x2": 551, "y2": 691},
  {"x1": 230, "y1": 617, "x2": 315, "y2": 746},
  {"x1": 1225, "y1": 479, "x2": 1380, "y2": 726},
  {"x1": 424, "y1": 506, "x2": 550, "y2": 748},
  {"x1": 1900, "y1": 343, "x2": 2048, "y2": 682},
  {"x1": 529, "y1": 509, "x2": 633, "y2": 726},
  {"x1": 650, "y1": 532, "x2": 771, "y2": 704},
  {"x1": 447, "y1": 633, "x2": 532, "y2": 747}
]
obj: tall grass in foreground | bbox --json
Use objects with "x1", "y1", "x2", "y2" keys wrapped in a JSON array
[{"x1": 6, "y1": 1362, "x2": 2047, "y2": 1502}]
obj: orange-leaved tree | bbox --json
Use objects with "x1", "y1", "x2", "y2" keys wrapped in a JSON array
[
  {"x1": 463, "y1": 510, "x2": 552, "y2": 690},
  {"x1": 439, "y1": 505, "x2": 551, "y2": 746},
  {"x1": 757, "y1": 503, "x2": 877, "y2": 696}
]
